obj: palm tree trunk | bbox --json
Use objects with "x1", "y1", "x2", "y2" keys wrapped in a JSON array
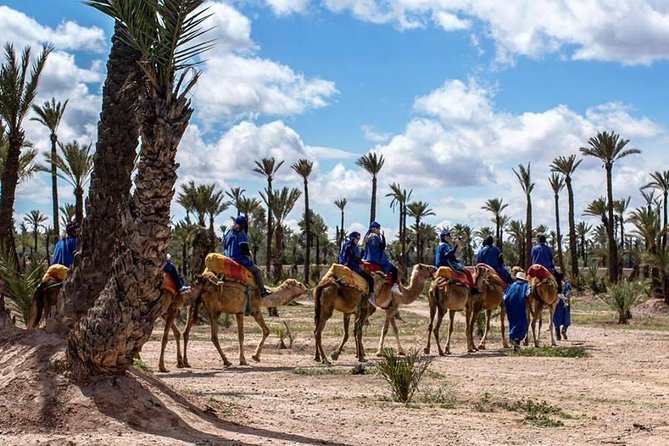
[
  {"x1": 606, "y1": 166, "x2": 619, "y2": 282},
  {"x1": 401, "y1": 206, "x2": 407, "y2": 271},
  {"x1": 67, "y1": 95, "x2": 189, "y2": 379},
  {"x1": 663, "y1": 192, "x2": 668, "y2": 252},
  {"x1": 266, "y1": 179, "x2": 273, "y2": 273},
  {"x1": 74, "y1": 186, "x2": 84, "y2": 225},
  {"x1": 303, "y1": 180, "x2": 310, "y2": 285},
  {"x1": 0, "y1": 132, "x2": 23, "y2": 267},
  {"x1": 50, "y1": 133, "x2": 60, "y2": 237},
  {"x1": 554, "y1": 194, "x2": 565, "y2": 272},
  {"x1": 273, "y1": 223, "x2": 283, "y2": 280},
  {"x1": 525, "y1": 195, "x2": 532, "y2": 269},
  {"x1": 566, "y1": 178, "x2": 579, "y2": 279},
  {"x1": 370, "y1": 175, "x2": 377, "y2": 223},
  {"x1": 340, "y1": 210, "x2": 345, "y2": 246},
  {"x1": 49, "y1": 22, "x2": 141, "y2": 334},
  {"x1": 495, "y1": 216, "x2": 500, "y2": 247},
  {"x1": 34, "y1": 228, "x2": 39, "y2": 254}
]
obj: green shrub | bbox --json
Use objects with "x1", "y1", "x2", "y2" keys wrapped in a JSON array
[
  {"x1": 0, "y1": 257, "x2": 44, "y2": 326},
  {"x1": 585, "y1": 262, "x2": 607, "y2": 294},
  {"x1": 599, "y1": 280, "x2": 650, "y2": 324},
  {"x1": 418, "y1": 384, "x2": 456, "y2": 409},
  {"x1": 511, "y1": 346, "x2": 587, "y2": 358},
  {"x1": 133, "y1": 358, "x2": 153, "y2": 373},
  {"x1": 376, "y1": 348, "x2": 432, "y2": 404}
]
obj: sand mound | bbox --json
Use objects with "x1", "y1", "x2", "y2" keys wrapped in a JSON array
[{"x1": 634, "y1": 297, "x2": 669, "y2": 317}]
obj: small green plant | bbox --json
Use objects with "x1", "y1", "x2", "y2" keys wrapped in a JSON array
[
  {"x1": 511, "y1": 346, "x2": 588, "y2": 358},
  {"x1": 0, "y1": 256, "x2": 44, "y2": 326},
  {"x1": 585, "y1": 262, "x2": 608, "y2": 294},
  {"x1": 418, "y1": 384, "x2": 456, "y2": 409},
  {"x1": 274, "y1": 321, "x2": 294, "y2": 349},
  {"x1": 473, "y1": 391, "x2": 496, "y2": 412},
  {"x1": 376, "y1": 348, "x2": 433, "y2": 405},
  {"x1": 473, "y1": 394, "x2": 569, "y2": 427},
  {"x1": 292, "y1": 367, "x2": 351, "y2": 376},
  {"x1": 133, "y1": 358, "x2": 153, "y2": 373},
  {"x1": 599, "y1": 279, "x2": 650, "y2": 324}
]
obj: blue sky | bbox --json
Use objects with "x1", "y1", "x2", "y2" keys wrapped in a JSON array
[{"x1": 3, "y1": 0, "x2": 669, "y2": 243}]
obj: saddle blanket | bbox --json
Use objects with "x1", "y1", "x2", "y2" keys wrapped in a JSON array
[
  {"x1": 162, "y1": 272, "x2": 178, "y2": 295},
  {"x1": 475, "y1": 263, "x2": 508, "y2": 290},
  {"x1": 362, "y1": 261, "x2": 393, "y2": 285},
  {"x1": 435, "y1": 267, "x2": 469, "y2": 287},
  {"x1": 527, "y1": 264, "x2": 554, "y2": 281},
  {"x1": 327, "y1": 264, "x2": 369, "y2": 294},
  {"x1": 205, "y1": 253, "x2": 255, "y2": 287}
]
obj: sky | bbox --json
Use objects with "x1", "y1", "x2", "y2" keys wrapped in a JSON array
[{"x1": 3, "y1": 0, "x2": 669, "y2": 245}]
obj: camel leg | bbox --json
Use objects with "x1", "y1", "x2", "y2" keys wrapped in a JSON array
[
  {"x1": 424, "y1": 293, "x2": 437, "y2": 354},
  {"x1": 355, "y1": 307, "x2": 368, "y2": 363},
  {"x1": 159, "y1": 307, "x2": 178, "y2": 373},
  {"x1": 499, "y1": 302, "x2": 509, "y2": 349},
  {"x1": 466, "y1": 304, "x2": 480, "y2": 353},
  {"x1": 314, "y1": 304, "x2": 334, "y2": 365},
  {"x1": 548, "y1": 303, "x2": 557, "y2": 347},
  {"x1": 208, "y1": 311, "x2": 232, "y2": 367},
  {"x1": 171, "y1": 322, "x2": 184, "y2": 367},
  {"x1": 530, "y1": 301, "x2": 540, "y2": 348},
  {"x1": 182, "y1": 305, "x2": 198, "y2": 368},
  {"x1": 375, "y1": 312, "x2": 391, "y2": 356},
  {"x1": 523, "y1": 299, "x2": 532, "y2": 347},
  {"x1": 444, "y1": 310, "x2": 456, "y2": 355},
  {"x1": 235, "y1": 313, "x2": 248, "y2": 365},
  {"x1": 250, "y1": 310, "x2": 270, "y2": 362},
  {"x1": 478, "y1": 309, "x2": 492, "y2": 350},
  {"x1": 331, "y1": 313, "x2": 351, "y2": 361},
  {"x1": 390, "y1": 316, "x2": 404, "y2": 355},
  {"x1": 434, "y1": 307, "x2": 446, "y2": 356}
]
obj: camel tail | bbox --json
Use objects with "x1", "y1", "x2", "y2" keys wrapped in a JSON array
[{"x1": 27, "y1": 286, "x2": 44, "y2": 329}]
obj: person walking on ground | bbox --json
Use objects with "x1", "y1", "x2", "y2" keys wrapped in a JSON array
[{"x1": 504, "y1": 271, "x2": 531, "y2": 351}]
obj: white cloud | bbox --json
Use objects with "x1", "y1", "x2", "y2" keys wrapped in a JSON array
[
  {"x1": 361, "y1": 125, "x2": 391, "y2": 143},
  {"x1": 264, "y1": 0, "x2": 311, "y2": 15},
  {"x1": 0, "y1": 6, "x2": 106, "y2": 52}
]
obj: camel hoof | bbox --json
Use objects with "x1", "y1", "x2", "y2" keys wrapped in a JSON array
[
  {"x1": 183, "y1": 362, "x2": 191, "y2": 368},
  {"x1": 551, "y1": 342, "x2": 557, "y2": 347},
  {"x1": 397, "y1": 350, "x2": 406, "y2": 356},
  {"x1": 423, "y1": 347, "x2": 430, "y2": 354},
  {"x1": 358, "y1": 357, "x2": 368, "y2": 363},
  {"x1": 223, "y1": 360, "x2": 232, "y2": 367},
  {"x1": 159, "y1": 366, "x2": 168, "y2": 373},
  {"x1": 252, "y1": 355, "x2": 260, "y2": 362},
  {"x1": 477, "y1": 344, "x2": 486, "y2": 350},
  {"x1": 330, "y1": 351, "x2": 340, "y2": 361},
  {"x1": 240, "y1": 360, "x2": 248, "y2": 366},
  {"x1": 176, "y1": 361, "x2": 185, "y2": 368}
]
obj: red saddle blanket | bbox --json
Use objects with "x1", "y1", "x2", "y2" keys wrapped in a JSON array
[
  {"x1": 362, "y1": 261, "x2": 393, "y2": 285},
  {"x1": 475, "y1": 263, "x2": 508, "y2": 290},
  {"x1": 435, "y1": 266, "x2": 470, "y2": 287},
  {"x1": 527, "y1": 264, "x2": 553, "y2": 281},
  {"x1": 162, "y1": 272, "x2": 178, "y2": 295},
  {"x1": 205, "y1": 253, "x2": 256, "y2": 287}
]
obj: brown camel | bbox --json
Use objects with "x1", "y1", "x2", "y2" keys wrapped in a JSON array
[
  {"x1": 525, "y1": 276, "x2": 559, "y2": 347},
  {"x1": 424, "y1": 275, "x2": 470, "y2": 356},
  {"x1": 157, "y1": 286, "x2": 195, "y2": 373},
  {"x1": 27, "y1": 282, "x2": 62, "y2": 329},
  {"x1": 466, "y1": 265, "x2": 510, "y2": 352},
  {"x1": 182, "y1": 272, "x2": 308, "y2": 367},
  {"x1": 313, "y1": 268, "x2": 390, "y2": 365},
  {"x1": 375, "y1": 263, "x2": 436, "y2": 356}
]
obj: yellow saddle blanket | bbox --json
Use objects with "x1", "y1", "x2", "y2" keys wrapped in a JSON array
[
  {"x1": 41, "y1": 264, "x2": 69, "y2": 285},
  {"x1": 204, "y1": 253, "x2": 256, "y2": 287},
  {"x1": 325, "y1": 264, "x2": 369, "y2": 295}
]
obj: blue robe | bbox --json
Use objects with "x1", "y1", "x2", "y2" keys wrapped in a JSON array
[
  {"x1": 223, "y1": 229, "x2": 253, "y2": 268},
  {"x1": 435, "y1": 241, "x2": 464, "y2": 273},
  {"x1": 476, "y1": 245, "x2": 512, "y2": 283},
  {"x1": 339, "y1": 239, "x2": 363, "y2": 274},
  {"x1": 163, "y1": 259, "x2": 185, "y2": 289},
  {"x1": 51, "y1": 236, "x2": 77, "y2": 267},
  {"x1": 553, "y1": 282, "x2": 572, "y2": 328},
  {"x1": 363, "y1": 233, "x2": 392, "y2": 273},
  {"x1": 504, "y1": 281, "x2": 530, "y2": 342}
]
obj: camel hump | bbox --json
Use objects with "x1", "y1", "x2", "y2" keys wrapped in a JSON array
[
  {"x1": 527, "y1": 264, "x2": 553, "y2": 281},
  {"x1": 327, "y1": 264, "x2": 369, "y2": 295}
]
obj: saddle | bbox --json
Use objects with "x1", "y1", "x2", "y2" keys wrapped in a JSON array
[
  {"x1": 204, "y1": 253, "x2": 256, "y2": 288},
  {"x1": 325, "y1": 264, "x2": 370, "y2": 295},
  {"x1": 42, "y1": 264, "x2": 68, "y2": 283},
  {"x1": 475, "y1": 263, "x2": 508, "y2": 290},
  {"x1": 362, "y1": 261, "x2": 394, "y2": 285},
  {"x1": 435, "y1": 267, "x2": 469, "y2": 288},
  {"x1": 527, "y1": 264, "x2": 554, "y2": 282}
]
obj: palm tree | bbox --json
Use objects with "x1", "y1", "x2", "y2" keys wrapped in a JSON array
[
  {"x1": 551, "y1": 155, "x2": 582, "y2": 280},
  {"x1": 548, "y1": 173, "x2": 566, "y2": 272},
  {"x1": 513, "y1": 163, "x2": 534, "y2": 268},
  {"x1": 59, "y1": 203, "x2": 76, "y2": 231},
  {"x1": 580, "y1": 131, "x2": 641, "y2": 282},
  {"x1": 177, "y1": 180, "x2": 198, "y2": 223},
  {"x1": 642, "y1": 170, "x2": 669, "y2": 252},
  {"x1": 356, "y1": 152, "x2": 385, "y2": 223},
  {"x1": 499, "y1": 214, "x2": 511, "y2": 252},
  {"x1": 55, "y1": 141, "x2": 94, "y2": 224},
  {"x1": 292, "y1": 159, "x2": 313, "y2": 284},
  {"x1": 238, "y1": 196, "x2": 262, "y2": 223},
  {"x1": 226, "y1": 186, "x2": 245, "y2": 216},
  {"x1": 32, "y1": 98, "x2": 68, "y2": 237},
  {"x1": 53, "y1": 17, "x2": 144, "y2": 334},
  {"x1": 481, "y1": 198, "x2": 508, "y2": 248},
  {"x1": 0, "y1": 43, "x2": 51, "y2": 265},
  {"x1": 506, "y1": 220, "x2": 525, "y2": 267},
  {"x1": 68, "y1": 0, "x2": 213, "y2": 378},
  {"x1": 386, "y1": 183, "x2": 412, "y2": 272},
  {"x1": 334, "y1": 198, "x2": 347, "y2": 246},
  {"x1": 253, "y1": 157, "x2": 284, "y2": 273},
  {"x1": 613, "y1": 197, "x2": 631, "y2": 264},
  {"x1": 576, "y1": 221, "x2": 593, "y2": 264},
  {"x1": 206, "y1": 187, "x2": 227, "y2": 235},
  {"x1": 261, "y1": 187, "x2": 301, "y2": 280},
  {"x1": 24, "y1": 210, "x2": 48, "y2": 255},
  {"x1": 407, "y1": 200, "x2": 434, "y2": 263},
  {"x1": 0, "y1": 133, "x2": 39, "y2": 185}
]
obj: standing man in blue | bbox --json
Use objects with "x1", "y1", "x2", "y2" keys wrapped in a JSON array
[
  {"x1": 504, "y1": 271, "x2": 530, "y2": 351},
  {"x1": 553, "y1": 280, "x2": 572, "y2": 340},
  {"x1": 531, "y1": 234, "x2": 563, "y2": 291},
  {"x1": 435, "y1": 228, "x2": 478, "y2": 294},
  {"x1": 363, "y1": 221, "x2": 400, "y2": 293},
  {"x1": 224, "y1": 215, "x2": 270, "y2": 296},
  {"x1": 51, "y1": 221, "x2": 78, "y2": 267},
  {"x1": 339, "y1": 231, "x2": 376, "y2": 305},
  {"x1": 476, "y1": 235, "x2": 513, "y2": 284}
]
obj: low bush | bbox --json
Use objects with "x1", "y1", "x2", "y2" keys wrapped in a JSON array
[
  {"x1": 599, "y1": 280, "x2": 650, "y2": 324},
  {"x1": 376, "y1": 348, "x2": 432, "y2": 404}
]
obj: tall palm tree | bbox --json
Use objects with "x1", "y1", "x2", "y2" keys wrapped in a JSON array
[
  {"x1": 52, "y1": 17, "x2": 144, "y2": 334},
  {"x1": 506, "y1": 220, "x2": 525, "y2": 267},
  {"x1": 59, "y1": 203, "x2": 76, "y2": 229},
  {"x1": 292, "y1": 159, "x2": 313, "y2": 284},
  {"x1": 24, "y1": 210, "x2": 48, "y2": 255},
  {"x1": 356, "y1": 152, "x2": 385, "y2": 223},
  {"x1": 226, "y1": 186, "x2": 245, "y2": 216},
  {"x1": 261, "y1": 187, "x2": 301, "y2": 280},
  {"x1": 253, "y1": 157, "x2": 284, "y2": 273},
  {"x1": 613, "y1": 197, "x2": 631, "y2": 264},
  {"x1": 206, "y1": 187, "x2": 227, "y2": 235},
  {"x1": 548, "y1": 173, "x2": 566, "y2": 272},
  {"x1": 513, "y1": 163, "x2": 534, "y2": 268},
  {"x1": 55, "y1": 141, "x2": 94, "y2": 224},
  {"x1": 68, "y1": 0, "x2": 213, "y2": 378},
  {"x1": 575, "y1": 221, "x2": 593, "y2": 264},
  {"x1": 551, "y1": 155, "x2": 582, "y2": 280},
  {"x1": 238, "y1": 196, "x2": 261, "y2": 223},
  {"x1": 177, "y1": 180, "x2": 197, "y2": 223},
  {"x1": 386, "y1": 183, "x2": 412, "y2": 271},
  {"x1": 642, "y1": 170, "x2": 669, "y2": 252},
  {"x1": 481, "y1": 198, "x2": 508, "y2": 248},
  {"x1": 32, "y1": 98, "x2": 68, "y2": 237},
  {"x1": 407, "y1": 200, "x2": 434, "y2": 263},
  {"x1": 499, "y1": 214, "x2": 511, "y2": 252},
  {"x1": 0, "y1": 132, "x2": 39, "y2": 185},
  {"x1": 580, "y1": 131, "x2": 641, "y2": 282},
  {"x1": 0, "y1": 43, "x2": 51, "y2": 265},
  {"x1": 334, "y1": 198, "x2": 347, "y2": 246}
]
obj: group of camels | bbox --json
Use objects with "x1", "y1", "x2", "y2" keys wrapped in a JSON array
[{"x1": 28, "y1": 258, "x2": 560, "y2": 372}]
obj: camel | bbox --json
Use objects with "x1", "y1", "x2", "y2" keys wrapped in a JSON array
[
  {"x1": 375, "y1": 263, "x2": 436, "y2": 356},
  {"x1": 313, "y1": 268, "x2": 390, "y2": 365},
  {"x1": 466, "y1": 265, "x2": 509, "y2": 352},
  {"x1": 182, "y1": 271, "x2": 308, "y2": 367},
  {"x1": 157, "y1": 286, "x2": 195, "y2": 373},
  {"x1": 27, "y1": 282, "x2": 63, "y2": 329},
  {"x1": 424, "y1": 274, "x2": 470, "y2": 356},
  {"x1": 525, "y1": 275, "x2": 559, "y2": 347}
]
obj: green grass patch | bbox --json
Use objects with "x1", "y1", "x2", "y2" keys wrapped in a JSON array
[
  {"x1": 511, "y1": 346, "x2": 588, "y2": 358},
  {"x1": 292, "y1": 367, "x2": 355, "y2": 376},
  {"x1": 417, "y1": 384, "x2": 456, "y2": 409},
  {"x1": 473, "y1": 393, "x2": 571, "y2": 428},
  {"x1": 133, "y1": 358, "x2": 153, "y2": 373}
]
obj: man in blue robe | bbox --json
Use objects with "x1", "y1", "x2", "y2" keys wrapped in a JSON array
[
  {"x1": 224, "y1": 215, "x2": 270, "y2": 296},
  {"x1": 504, "y1": 271, "x2": 530, "y2": 351},
  {"x1": 435, "y1": 228, "x2": 478, "y2": 294},
  {"x1": 531, "y1": 234, "x2": 563, "y2": 291},
  {"x1": 553, "y1": 280, "x2": 572, "y2": 340},
  {"x1": 476, "y1": 235, "x2": 513, "y2": 284},
  {"x1": 363, "y1": 221, "x2": 399, "y2": 293},
  {"x1": 51, "y1": 221, "x2": 78, "y2": 267},
  {"x1": 163, "y1": 253, "x2": 189, "y2": 293},
  {"x1": 339, "y1": 231, "x2": 375, "y2": 305}
]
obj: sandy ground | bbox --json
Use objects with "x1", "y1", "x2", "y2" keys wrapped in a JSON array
[{"x1": 2, "y1": 296, "x2": 669, "y2": 446}]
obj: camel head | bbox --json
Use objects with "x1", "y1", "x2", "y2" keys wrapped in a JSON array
[
  {"x1": 261, "y1": 278, "x2": 309, "y2": 307},
  {"x1": 272, "y1": 278, "x2": 309, "y2": 296},
  {"x1": 413, "y1": 263, "x2": 437, "y2": 280}
]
